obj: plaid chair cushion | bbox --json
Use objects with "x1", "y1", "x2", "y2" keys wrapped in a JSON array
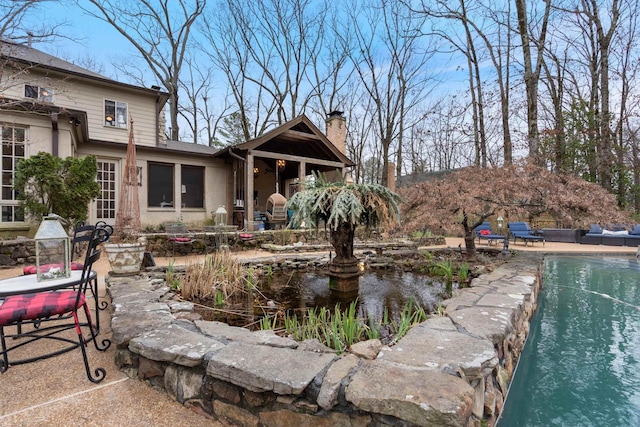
[{"x1": 0, "y1": 291, "x2": 85, "y2": 326}]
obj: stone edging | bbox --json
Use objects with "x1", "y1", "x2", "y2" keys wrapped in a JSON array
[{"x1": 107, "y1": 253, "x2": 543, "y2": 426}]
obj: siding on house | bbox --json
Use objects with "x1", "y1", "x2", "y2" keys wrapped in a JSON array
[
  {"x1": 1, "y1": 67, "x2": 161, "y2": 147},
  {"x1": 77, "y1": 142, "x2": 226, "y2": 227},
  {"x1": 0, "y1": 41, "x2": 228, "y2": 231}
]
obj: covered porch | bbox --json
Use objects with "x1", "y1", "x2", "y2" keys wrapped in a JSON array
[{"x1": 213, "y1": 114, "x2": 354, "y2": 231}]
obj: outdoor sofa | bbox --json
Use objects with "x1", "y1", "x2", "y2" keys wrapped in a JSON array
[{"x1": 580, "y1": 224, "x2": 640, "y2": 246}]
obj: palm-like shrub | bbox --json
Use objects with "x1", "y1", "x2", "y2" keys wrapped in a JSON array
[{"x1": 287, "y1": 173, "x2": 401, "y2": 274}]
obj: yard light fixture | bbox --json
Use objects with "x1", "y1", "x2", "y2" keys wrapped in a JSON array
[
  {"x1": 34, "y1": 214, "x2": 71, "y2": 282},
  {"x1": 497, "y1": 216, "x2": 504, "y2": 229},
  {"x1": 502, "y1": 237, "x2": 510, "y2": 253},
  {"x1": 215, "y1": 205, "x2": 228, "y2": 226}
]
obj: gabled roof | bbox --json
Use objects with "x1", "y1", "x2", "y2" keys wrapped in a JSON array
[
  {"x1": 215, "y1": 115, "x2": 354, "y2": 166},
  {"x1": 0, "y1": 39, "x2": 169, "y2": 100}
]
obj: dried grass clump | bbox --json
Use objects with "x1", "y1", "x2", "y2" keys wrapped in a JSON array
[{"x1": 180, "y1": 252, "x2": 246, "y2": 301}]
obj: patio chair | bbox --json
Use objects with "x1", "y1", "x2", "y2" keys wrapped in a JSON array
[
  {"x1": 507, "y1": 222, "x2": 545, "y2": 246},
  {"x1": 21, "y1": 221, "x2": 114, "y2": 332},
  {"x1": 265, "y1": 193, "x2": 288, "y2": 229},
  {"x1": 71, "y1": 220, "x2": 113, "y2": 261},
  {"x1": 475, "y1": 222, "x2": 507, "y2": 246},
  {"x1": 0, "y1": 227, "x2": 111, "y2": 383},
  {"x1": 165, "y1": 223, "x2": 202, "y2": 255}
]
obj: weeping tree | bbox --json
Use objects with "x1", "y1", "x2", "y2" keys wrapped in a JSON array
[
  {"x1": 14, "y1": 152, "x2": 100, "y2": 226},
  {"x1": 287, "y1": 173, "x2": 401, "y2": 279},
  {"x1": 399, "y1": 161, "x2": 632, "y2": 258}
]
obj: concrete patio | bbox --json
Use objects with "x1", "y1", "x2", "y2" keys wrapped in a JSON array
[{"x1": 0, "y1": 239, "x2": 636, "y2": 426}]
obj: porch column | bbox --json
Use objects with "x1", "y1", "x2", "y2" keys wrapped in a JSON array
[
  {"x1": 298, "y1": 161, "x2": 306, "y2": 190},
  {"x1": 246, "y1": 153, "x2": 255, "y2": 231}
]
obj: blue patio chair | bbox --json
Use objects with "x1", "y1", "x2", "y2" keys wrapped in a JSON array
[
  {"x1": 475, "y1": 222, "x2": 507, "y2": 246},
  {"x1": 507, "y1": 222, "x2": 545, "y2": 246}
]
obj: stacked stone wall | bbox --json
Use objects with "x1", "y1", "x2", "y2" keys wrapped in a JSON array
[
  {"x1": 0, "y1": 238, "x2": 35, "y2": 267},
  {"x1": 107, "y1": 253, "x2": 543, "y2": 426}
]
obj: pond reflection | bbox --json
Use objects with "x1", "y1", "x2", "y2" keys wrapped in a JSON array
[{"x1": 259, "y1": 269, "x2": 450, "y2": 322}]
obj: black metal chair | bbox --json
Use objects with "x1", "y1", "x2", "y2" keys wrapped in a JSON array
[
  {"x1": 71, "y1": 220, "x2": 113, "y2": 260},
  {"x1": 165, "y1": 223, "x2": 202, "y2": 256},
  {"x1": 0, "y1": 227, "x2": 111, "y2": 383}
]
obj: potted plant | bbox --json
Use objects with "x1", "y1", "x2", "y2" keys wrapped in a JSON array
[{"x1": 104, "y1": 118, "x2": 146, "y2": 275}]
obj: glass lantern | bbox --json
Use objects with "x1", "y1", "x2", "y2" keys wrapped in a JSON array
[
  {"x1": 35, "y1": 214, "x2": 71, "y2": 281},
  {"x1": 215, "y1": 205, "x2": 228, "y2": 226}
]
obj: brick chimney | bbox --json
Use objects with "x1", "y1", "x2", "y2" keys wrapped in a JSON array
[
  {"x1": 325, "y1": 110, "x2": 346, "y2": 155},
  {"x1": 387, "y1": 162, "x2": 396, "y2": 192}
]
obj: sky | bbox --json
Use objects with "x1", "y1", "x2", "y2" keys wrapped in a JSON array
[{"x1": 27, "y1": 2, "x2": 147, "y2": 81}]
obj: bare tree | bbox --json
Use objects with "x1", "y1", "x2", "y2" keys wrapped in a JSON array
[
  {"x1": 514, "y1": 0, "x2": 551, "y2": 163},
  {"x1": 581, "y1": 0, "x2": 620, "y2": 191},
  {"x1": 202, "y1": 0, "x2": 341, "y2": 137},
  {"x1": 346, "y1": 0, "x2": 434, "y2": 186},
  {"x1": 416, "y1": 0, "x2": 492, "y2": 167},
  {"x1": 78, "y1": 0, "x2": 206, "y2": 142},
  {"x1": 1, "y1": 0, "x2": 65, "y2": 42}
]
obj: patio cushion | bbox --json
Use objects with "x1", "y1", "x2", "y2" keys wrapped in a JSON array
[
  {"x1": 0, "y1": 291, "x2": 85, "y2": 325},
  {"x1": 23, "y1": 262, "x2": 84, "y2": 276},
  {"x1": 170, "y1": 237, "x2": 193, "y2": 243},
  {"x1": 588, "y1": 224, "x2": 603, "y2": 234},
  {"x1": 631, "y1": 225, "x2": 640, "y2": 235}
]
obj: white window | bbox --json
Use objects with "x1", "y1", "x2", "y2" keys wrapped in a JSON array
[
  {"x1": 24, "y1": 84, "x2": 54, "y2": 102},
  {"x1": 104, "y1": 100, "x2": 128, "y2": 128},
  {"x1": 1, "y1": 125, "x2": 26, "y2": 222}
]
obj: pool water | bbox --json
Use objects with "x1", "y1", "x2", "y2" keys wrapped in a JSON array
[{"x1": 499, "y1": 256, "x2": 640, "y2": 426}]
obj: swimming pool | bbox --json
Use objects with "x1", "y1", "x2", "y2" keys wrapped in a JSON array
[{"x1": 499, "y1": 256, "x2": 640, "y2": 426}]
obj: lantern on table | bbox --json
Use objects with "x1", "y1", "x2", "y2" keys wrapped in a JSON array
[
  {"x1": 215, "y1": 205, "x2": 228, "y2": 226},
  {"x1": 34, "y1": 214, "x2": 71, "y2": 281}
]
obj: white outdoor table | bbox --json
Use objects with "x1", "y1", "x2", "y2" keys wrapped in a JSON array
[{"x1": 0, "y1": 270, "x2": 96, "y2": 298}]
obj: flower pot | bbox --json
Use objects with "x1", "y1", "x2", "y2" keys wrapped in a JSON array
[{"x1": 104, "y1": 240, "x2": 146, "y2": 275}]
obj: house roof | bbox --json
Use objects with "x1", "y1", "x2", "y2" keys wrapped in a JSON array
[
  {"x1": 214, "y1": 115, "x2": 355, "y2": 167},
  {"x1": 0, "y1": 39, "x2": 170, "y2": 101}
]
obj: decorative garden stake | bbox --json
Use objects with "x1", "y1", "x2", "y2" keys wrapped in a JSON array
[{"x1": 103, "y1": 117, "x2": 146, "y2": 275}]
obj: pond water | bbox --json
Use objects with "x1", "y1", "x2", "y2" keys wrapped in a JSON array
[
  {"x1": 204, "y1": 268, "x2": 451, "y2": 327},
  {"x1": 499, "y1": 256, "x2": 640, "y2": 426},
  {"x1": 258, "y1": 269, "x2": 449, "y2": 321}
]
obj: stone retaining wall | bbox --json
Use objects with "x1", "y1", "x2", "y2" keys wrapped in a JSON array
[
  {"x1": 0, "y1": 238, "x2": 35, "y2": 267},
  {"x1": 106, "y1": 253, "x2": 543, "y2": 427},
  {"x1": 0, "y1": 232, "x2": 444, "y2": 265}
]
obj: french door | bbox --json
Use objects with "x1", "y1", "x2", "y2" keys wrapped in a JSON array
[{"x1": 95, "y1": 160, "x2": 118, "y2": 225}]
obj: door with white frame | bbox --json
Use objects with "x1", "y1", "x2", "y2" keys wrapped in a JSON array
[{"x1": 93, "y1": 159, "x2": 118, "y2": 226}]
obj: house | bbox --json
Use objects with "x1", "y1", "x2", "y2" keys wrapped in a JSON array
[{"x1": 0, "y1": 40, "x2": 353, "y2": 234}]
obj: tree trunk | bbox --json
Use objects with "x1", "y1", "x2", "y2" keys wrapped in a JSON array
[
  {"x1": 329, "y1": 222, "x2": 360, "y2": 279},
  {"x1": 330, "y1": 222, "x2": 356, "y2": 263},
  {"x1": 464, "y1": 232, "x2": 477, "y2": 259}
]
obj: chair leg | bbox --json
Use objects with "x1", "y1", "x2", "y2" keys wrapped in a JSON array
[
  {"x1": 0, "y1": 326, "x2": 8, "y2": 373},
  {"x1": 81, "y1": 303, "x2": 110, "y2": 353},
  {"x1": 72, "y1": 311, "x2": 107, "y2": 384}
]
